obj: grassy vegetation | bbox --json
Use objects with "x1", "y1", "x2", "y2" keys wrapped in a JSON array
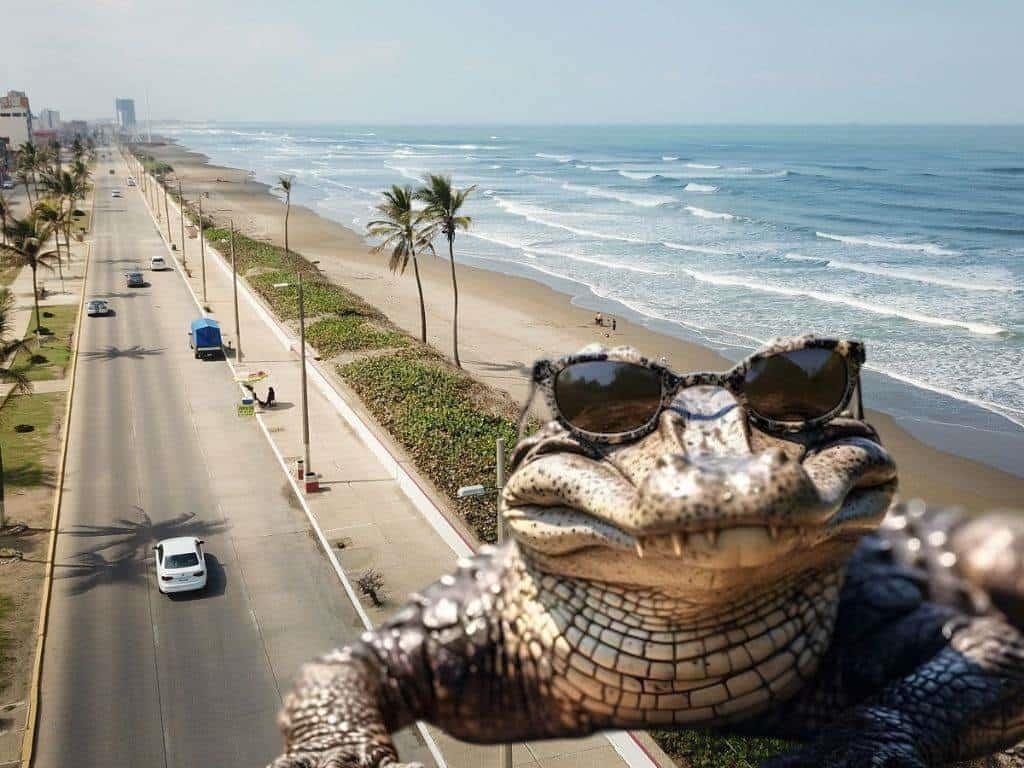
[
  {"x1": 0, "y1": 392, "x2": 62, "y2": 488},
  {"x1": 340, "y1": 351, "x2": 519, "y2": 543},
  {"x1": 10, "y1": 304, "x2": 78, "y2": 381},
  {"x1": 652, "y1": 731, "x2": 789, "y2": 768},
  {"x1": 305, "y1": 316, "x2": 407, "y2": 356}
]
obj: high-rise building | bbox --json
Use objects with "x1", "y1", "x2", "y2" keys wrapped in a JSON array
[
  {"x1": 39, "y1": 108, "x2": 61, "y2": 130},
  {"x1": 115, "y1": 97, "x2": 136, "y2": 133},
  {"x1": 0, "y1": 90, "x2": 33, "y2": 147}
]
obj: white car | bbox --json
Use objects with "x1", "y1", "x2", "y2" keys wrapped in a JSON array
[
  {"x1": 151, "y1": 255, "x2": 167, "y2": 271},
  {"x1": 154, "y1": 536, "x2": 207, "y2": 594},
  {"x1": 111, "y1": 189, "x2": 122, "y2": 198},
  {"x1": 126, "y1": 177, "x2": 136, "y2": 187},
  {"x1": 86, "y1": 299, "x2": 111, "y2": 316}
]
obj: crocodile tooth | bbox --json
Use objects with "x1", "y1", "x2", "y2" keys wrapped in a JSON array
[
  {"x1": 671, "y1": 533, "x2": 684, "y2": 556},
  {"x1": 634, "y1": 539, "x2": 645, "y2": 559}
]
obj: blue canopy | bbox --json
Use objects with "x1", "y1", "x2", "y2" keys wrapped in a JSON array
[{"x1": 190, "y1": 317, "x2": 220, "y2": 333}]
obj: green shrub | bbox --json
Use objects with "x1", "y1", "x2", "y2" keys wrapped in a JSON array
[
  {"x1": 652, "y1": 730, "x2": 789, "y2": 768},
  {"x1": 306, "y1": 316, "x2": 407, "y2": 356},
  {"x1": 247, "y1": 271, "x2": 374, "y2": 320},
  {"x1": 339, "y1": 352, "x2": 519, "y2": 543}
]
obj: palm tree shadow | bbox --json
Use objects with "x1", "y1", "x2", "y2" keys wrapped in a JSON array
[
  {"x1": 468, "y1": 358, "x2": 532, "y2": 376},
  {"x1": 2, "y1": 462, "x2": 56, "y2": 489},
  {"x1": 55, "y1": 508, "x2": 227, "y2": 595},
  {"x1": 81, "y1": 344, "x2": 165, "y2": 362}
]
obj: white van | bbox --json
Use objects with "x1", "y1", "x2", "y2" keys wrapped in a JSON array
[{"x1": 151, "y1": 255, "x2": 168, "y2": 271}]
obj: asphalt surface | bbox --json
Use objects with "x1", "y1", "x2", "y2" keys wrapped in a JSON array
[{"x1": 34, "y1": 156, "x2": 370, "y2": 768}]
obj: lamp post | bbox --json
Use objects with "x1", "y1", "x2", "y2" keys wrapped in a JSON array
[
  {"x1": 274, "y1": 260, "x2": 319, "y2": 490},
  {"x1": 162, "y1": 179, "x2": 172, "y2": 243},
  {"x1": 456, "y1": 437, "x2": 512, "y2": 768},
  {"x1": 198, "y1": 194, "x2": 207, "y2": 304},
  {"x1": 230, "y1": 219, "x2": 242, "y2": 363},
  {"x1": 177, "y1": 180, "x2": 187, "y2": 269}
]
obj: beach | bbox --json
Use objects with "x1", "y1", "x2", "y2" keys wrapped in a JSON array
[{"x1": 144, "y1": 140, "x2": 1024, "y2": 513}]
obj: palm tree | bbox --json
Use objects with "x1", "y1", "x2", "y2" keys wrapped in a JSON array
[
  {"x1": 277, "y1": 175, "x2": 294, "y2": 255},
  {"x1": 48, "y1": 140, "x2": 62, "y2": 174},
  {"x1": 33, "y1": 201, "x2": 67, "y2": 292},
  {"x1": 0, "y1": 193, "x2": 9, "y2": 246},
  {"x1": 42, "y1": 170, "x2": 85, "y2": 258},
  {"x1": 367, "y1": 185, "x2": 435, "y2": 343},
  {"x1": 17, "y1": 142, "x2": 40, "y2": 200},
  {"x1": 0, "y1": 288, "x2": 32, "y2": 394},
  {"x1": 415, "y1": 174, "x2": 476, "y2": 368},
  {"x1": 1, "y1": 213, "x2": 60, "y2": 333},
  {"x1": 71, "y1": 137, "x2": 85, "y2": 163}
]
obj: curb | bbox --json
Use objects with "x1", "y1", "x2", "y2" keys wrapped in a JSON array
[{"x1": 19, "y1": 219, "x2": 92, "y2": 768}]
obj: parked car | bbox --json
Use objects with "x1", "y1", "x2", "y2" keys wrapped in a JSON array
[
  {"x1": 151, "y1": 255, "x2": 168, "y2": 271},
  {"x1": 86, "y1": 299, "x2": 111, "y2": 316},
  {"x1": 154, "y1": 537, "x2": 207, "y2": 594},
  {"x1": 126, "y1": 177, "x2": 136, "y2": 187},
  {"x1": 125, "y1": 271, "x2": 145, "y2": 287},
  {"x1": 0, "y1": 179, "x2": 13, "y2": 190},
  {"x1": 111, "y1": 189, "x2": 122, "y2": 198}
]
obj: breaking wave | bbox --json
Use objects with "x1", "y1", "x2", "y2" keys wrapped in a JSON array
[
  {"x1": 684, "y1": 205, "x2": 735, "y2": 220},
  {"x1": 783, "y1": 253, "x2": 1017, "y2": 293},
  {"x1": 815, "y1": 231, "x2": 959, "y2": 257},
  {"x1": 562, "y1": 182, "x2": 675, "y2": 208},
  {"x1": 683, "y1": 183, "x2": 719, "y2": 193}
]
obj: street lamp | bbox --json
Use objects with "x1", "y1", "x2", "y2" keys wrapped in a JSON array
[
  {"x1": 230, "y1": 219, "x2": 242, "y2": 363},
  {"x1": 176, "y1": 179, "x2": 187, "y2": 269},
  {"x1": 198, "y1": 194, "x2": 207, "y2": 304},
  {"x1": 273, "y1": 260, "x2": 319, "y2": 491},
  {"x1": 456, "y1": 437, "x2": 513, "y2": 768}
]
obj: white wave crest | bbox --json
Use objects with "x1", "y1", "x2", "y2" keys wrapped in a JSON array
[
  {"x1": 685, "y1": 205, "x2": 735, "y2": 220},
  {"x1": 562, "y1": 182, "x2": 675, "y2": 208},
  {"x1": 618, "y1": 170, "x2": 658, "y2": 180},
  {"x1": 662, "y1": 155, "x2": 680, "y2": 161},
  {"x1": 686, "y1": 163, "x2": 721, "y2": 169},
  {"x1": 492, "y1": 197, "x2": 650, "y2": 244},
  {"x1": 524, "y1": 246, "x2": 668, "y2": 275},
  {"x1": 683, "y1": 183, "x2": 719, "y2": 193},
  {"x1": 536, "y1": 153, "x2": 573, "y2": 163},
  {"x1": 783, "y1": 253, "x2": 1017, "y2": 293},
  {"x1": 680, "y1": 268, "x2": 1007, "y2": 335},
  {"x1": 815, "y1": 231, "x2": 959, "y2": 257},
  {"x1": 663, "y1": 241, "x2": 731, "y2": 255}
]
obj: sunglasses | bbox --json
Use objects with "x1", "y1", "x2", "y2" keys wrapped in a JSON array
[{"x1": 522, "y1": 336, "x2": 866, "y2": 444}]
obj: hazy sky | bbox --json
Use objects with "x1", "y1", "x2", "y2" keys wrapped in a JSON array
[{"x1": 4, "y1": 0, "x2": 1022, "y2": 124}]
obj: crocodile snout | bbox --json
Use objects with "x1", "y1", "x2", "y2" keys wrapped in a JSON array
[{"x1": 632, "y1": 448, "x2": 828, "y2": 535}]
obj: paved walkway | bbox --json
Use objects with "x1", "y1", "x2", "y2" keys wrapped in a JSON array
[{"x1": 138, "y1": 163, "x2": 669, "y2": 767}]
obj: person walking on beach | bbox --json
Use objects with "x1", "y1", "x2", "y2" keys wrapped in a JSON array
[
  {"x1": 595, "y1": 312, "x2": 603, "y2": 326},
  {"x1": 612, "y1": 318, "x2": 617, "y2": 331}
]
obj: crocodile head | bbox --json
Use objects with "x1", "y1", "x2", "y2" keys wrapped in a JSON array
[{"x1": 502, "y1": 345, "x2": 898, "y2": 599}]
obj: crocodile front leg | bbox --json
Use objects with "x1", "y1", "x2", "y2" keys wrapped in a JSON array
[{"x1": 762, "y1": 614, "x2": 1024, "y2": 767}]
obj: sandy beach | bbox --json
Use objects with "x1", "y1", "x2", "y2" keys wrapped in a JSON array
[{"x1": 145, "y1": 141, "x2": 1024, "y2": 513}]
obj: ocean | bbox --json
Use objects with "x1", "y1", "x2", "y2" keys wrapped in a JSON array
[{"x1": 156, "y1": 123, "x2": 1024, "y2": 473}]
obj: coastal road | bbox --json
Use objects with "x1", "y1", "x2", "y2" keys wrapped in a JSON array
[{"x1": 34, "y1": 156, "x2": 379, "y2": 767}]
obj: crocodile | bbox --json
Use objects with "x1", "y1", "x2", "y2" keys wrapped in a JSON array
[{"x1": 269, "y1": 345, "x2": 1024, "y2": 768}]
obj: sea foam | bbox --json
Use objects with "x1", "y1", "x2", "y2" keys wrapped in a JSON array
[
  {"x1": 562, "y1": 182, "x2": 675, "y2": 208},
  {"x1": 816, "y1": 231, "x2": 959, "y2": 257},
  {"x1": 783, "y1": 253, "x2": 1016, "y2": 293},
  {"x1": 683, "y1": 183, "x2": 719, "y2": 193},
  {"x1": 685, "y1": 205, "x2": 735, "y2": 220}
]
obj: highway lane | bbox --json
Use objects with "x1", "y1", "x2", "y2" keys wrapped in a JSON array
[{"x1": 34, "y1": 156, "x2": 377, "y2": 767}]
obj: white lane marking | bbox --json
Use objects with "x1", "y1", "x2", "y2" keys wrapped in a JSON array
[{"x1": 138, "y1": 172, "x2": 449, "y2": 768}]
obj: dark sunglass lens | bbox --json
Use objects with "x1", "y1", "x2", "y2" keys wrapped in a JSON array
[
  {"x1": 743, "y1": 348, "x2": 848, "y2": 422},
  {"x1": 555, "y1": 361, "x2": 663, "y2": 434}
]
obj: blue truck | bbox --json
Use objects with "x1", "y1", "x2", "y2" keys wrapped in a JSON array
[{"x1": 188, "y1": 317, "x2": 223, "y2": 360}]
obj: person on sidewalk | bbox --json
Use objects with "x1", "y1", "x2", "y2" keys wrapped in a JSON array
[{"x1": 263, "y1": 386, "x2": 276, "y2": 409}]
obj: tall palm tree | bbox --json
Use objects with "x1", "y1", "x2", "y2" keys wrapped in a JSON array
[
  {"x1": 1, "y1": 214, "x2": 60, "y2": 333},
  {"x1": 33, "y1": 201, "x2": 67, "y2": 292},
  {"x1": 48, "y1": 140, "x2": 62, "y2": 174},
  {"x1": 0, "y1": 193, "x2": 9, "y2": 246},
  {"x1": 71, "y1": 137, "x2": 85, "y2": 163},
  {"x1": 277, "y1": 175, "x2": 294, "y2": 255},
  {"x1": 42, "y1": 170, "x2": 85, "y2": 259},
  {"x1": 0, "y1": 288, "x2": 32, "y2": 394},
  {"x1": 367, "y1": 185, "x2": 434, "y2": 343},
  {"x1": 17, "y1": 142, "x2": 40, "y2": 200},
  {"x1": 415, "y1": 174, "x2": 476, "y2": 368}
]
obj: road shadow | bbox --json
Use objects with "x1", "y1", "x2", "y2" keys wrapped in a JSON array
[
  {"x1": 81, "y1": 344, "x2": 165, "y2": 362},
  {"x1": 166, "y1": 553, "x2": 226, "y2": 600},
  {"x1": 95, "y1": 290, "x2": 142, "y2": 300},
  {"x1": 467, "y1": 358, "x2": 532, "y2": 376},
  {"x1": 260, "y1": 401, "x2": 294, "y2": 411},
  {"x1": 55, "y1": 509, "x2": 227, "y2": 596}
]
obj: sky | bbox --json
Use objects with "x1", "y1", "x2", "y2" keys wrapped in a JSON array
[{"x1": 3, "y1": 0, "x2": 1023, "y2": 124}]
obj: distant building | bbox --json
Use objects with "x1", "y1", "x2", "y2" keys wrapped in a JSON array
[
  {"x1": 39, "y1": 108, "x2": 60, "y2": 130},
  {"x1": 115, "y1": 97, "x2": 136, "y2": 134},
  {"x1": 60, "y1": 120, "x2": 89, "y2": 143},
  {"x1": 0, "y1": 90, "x2": 33, "y2": 147},
  {"x1": 32, "y1": 129, "x2": 58, "y2": 149}
]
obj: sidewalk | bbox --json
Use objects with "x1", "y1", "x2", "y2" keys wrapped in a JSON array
[{"x1": 134, "y1": 159, "x2": 669, "y2": 767}]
